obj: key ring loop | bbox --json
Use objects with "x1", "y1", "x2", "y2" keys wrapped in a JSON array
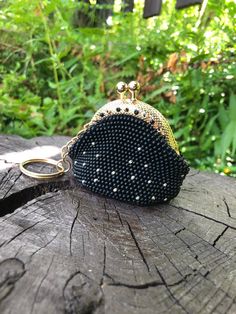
[
  {"x1": 56, "y1": 158, "x2": 71, "y2": 173},
  {"x1": 19, "y1": 125, "x2": 87, "y2": 180},
  {"x1": 20, "y1": 158, "x2": 65, "y2": 179}
]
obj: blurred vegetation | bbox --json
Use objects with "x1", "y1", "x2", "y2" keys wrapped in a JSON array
[{"x1": 0, "y1": 0, "x2": 235, "y2": 175}]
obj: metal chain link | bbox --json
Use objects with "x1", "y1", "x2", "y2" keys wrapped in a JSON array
[
  {"x1": 56, "y1": 122, "x2": 91, "y2": 173},
  {"x1": 19, "y1": 123, "x2": 91, "y2": 179}
]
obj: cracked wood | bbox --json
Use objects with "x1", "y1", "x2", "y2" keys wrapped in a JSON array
[{"x1": 0, "y1": 135, "x2": 236, "y2": 314}]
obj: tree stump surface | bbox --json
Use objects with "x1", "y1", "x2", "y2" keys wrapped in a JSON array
[{"x1": 0, "y1": 135, "x2": 236, "y2": 314}]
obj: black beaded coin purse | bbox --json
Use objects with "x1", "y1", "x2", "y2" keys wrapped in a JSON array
[{"x1": 20, "y1": 81, "x2": 189, "y2": 206}]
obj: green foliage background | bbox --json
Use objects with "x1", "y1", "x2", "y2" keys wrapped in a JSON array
[{"x1": 0, "y1": 0, "x2": 236, "y2": 175}]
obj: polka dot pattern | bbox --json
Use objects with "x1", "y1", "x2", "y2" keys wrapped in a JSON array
[{"x1": 69, "y1": 114, "x2": 189, "y2": 206}]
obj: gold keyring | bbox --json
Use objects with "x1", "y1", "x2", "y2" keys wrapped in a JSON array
[{"x1": 19, "y1": 158, "x2": 65, "y2": 179}]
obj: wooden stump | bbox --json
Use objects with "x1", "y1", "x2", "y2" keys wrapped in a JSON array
[{"x1": 0, "y1": 135, "x2": 236, "y2": 314}]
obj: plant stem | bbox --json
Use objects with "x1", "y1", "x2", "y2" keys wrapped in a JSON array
[
  {"x1": 39, "y1": 3, "x2": 63, "y2": 114},
  {"x1": 195, "y1": 0, "x2": 208, "y2": 28}
]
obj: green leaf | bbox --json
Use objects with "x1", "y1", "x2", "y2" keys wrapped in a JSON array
[
  {"x1": 144, "y1": 85, "x2": 171, "y2": 102},
  {"x1": 221, "y1": 121, "x2": 236, "y2": 158},
  {"x1": 111, "y1": 51, "x2": 140, "y2": 67},
  {"x1": 218, "y1": 104, "x2": 229, "y2": 130},
  {"x1": 229, "y1": 93, "x2": 236, "y2": 121}
]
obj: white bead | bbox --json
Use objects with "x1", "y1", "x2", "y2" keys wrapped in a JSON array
[
  {"x1": 82, "y1": 180, "x2": 86, "y2": 184},
  {"x1": 148, "y1": 180, "x2": 152, "y2": 184},
  {"x1": 131, "y1": 175, "x2": 135, "y2": 180},
  {"x1": 181, "y1": 174, "x2": 185, "y2": 177},
  {"x1": 92, "y1": 142, "x2": 95, "y2": 146},
  {"x1": 129, "y1": 160, "x2": 133, "y2": 164},
  {"x1": 113, "y1": 188, "x2": 117, "y2": 192},
  {"x1": 94, "y1": 178, "x2": 98, "y2": 182},
  {"x1": 74, "y1": 161, "x2": 78, "y2": 165},
  {"x1": 164, "y1": 198, "x2": 168, "y2": 201},
  {"x1": 136, "y1": 196, "x2": 140, "y2": 200},
  {"x1": 163, "y1": 183, "x2": 167, "y2": 187},
  {"x1": 96, "y1": 168, "x2": 100, "y2": 172},
  {"x1": 111, "y1": 171, "x2": 116, "y2": 175},
  {"x1": 151, "y1": 196, "x2": 155, "y2": 200},
  {"x1": 82, "y1": 162, "x2": 86, "y2": 167},
  {"x1": 137, "y1": 147, "x2": 141, "y2": 151},
  {"x1": 144, "y1": 164, "x2": 148, "y2": 168},
  {"x1": 96, "y1": 154, "x2": 100, "y2": 158},
  {"x1": 83, "y1": 151, "x2": 86, "y2": 155}
]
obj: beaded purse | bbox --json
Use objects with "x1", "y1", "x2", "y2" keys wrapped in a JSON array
[{"x1": 20, "y1": 81, "x2": 189, "y2": 206}]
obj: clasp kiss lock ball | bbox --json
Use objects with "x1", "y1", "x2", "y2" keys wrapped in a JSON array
[{"x1": 117, "y1": 81, "x2": 140, "y2": 101}]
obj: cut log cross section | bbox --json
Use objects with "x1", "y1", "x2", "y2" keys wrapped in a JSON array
[{"x1": 0, "y1": 135, "x2": 236, "y2": 314}]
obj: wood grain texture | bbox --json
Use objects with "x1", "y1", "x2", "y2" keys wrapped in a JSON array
[{"x1": 0, "y1": 135, "x2": 236, "y2": 314}]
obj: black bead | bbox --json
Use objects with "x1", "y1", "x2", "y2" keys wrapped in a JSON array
[{"x1": 69, "y1": 114, "x2": 189, "y2": 206}]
